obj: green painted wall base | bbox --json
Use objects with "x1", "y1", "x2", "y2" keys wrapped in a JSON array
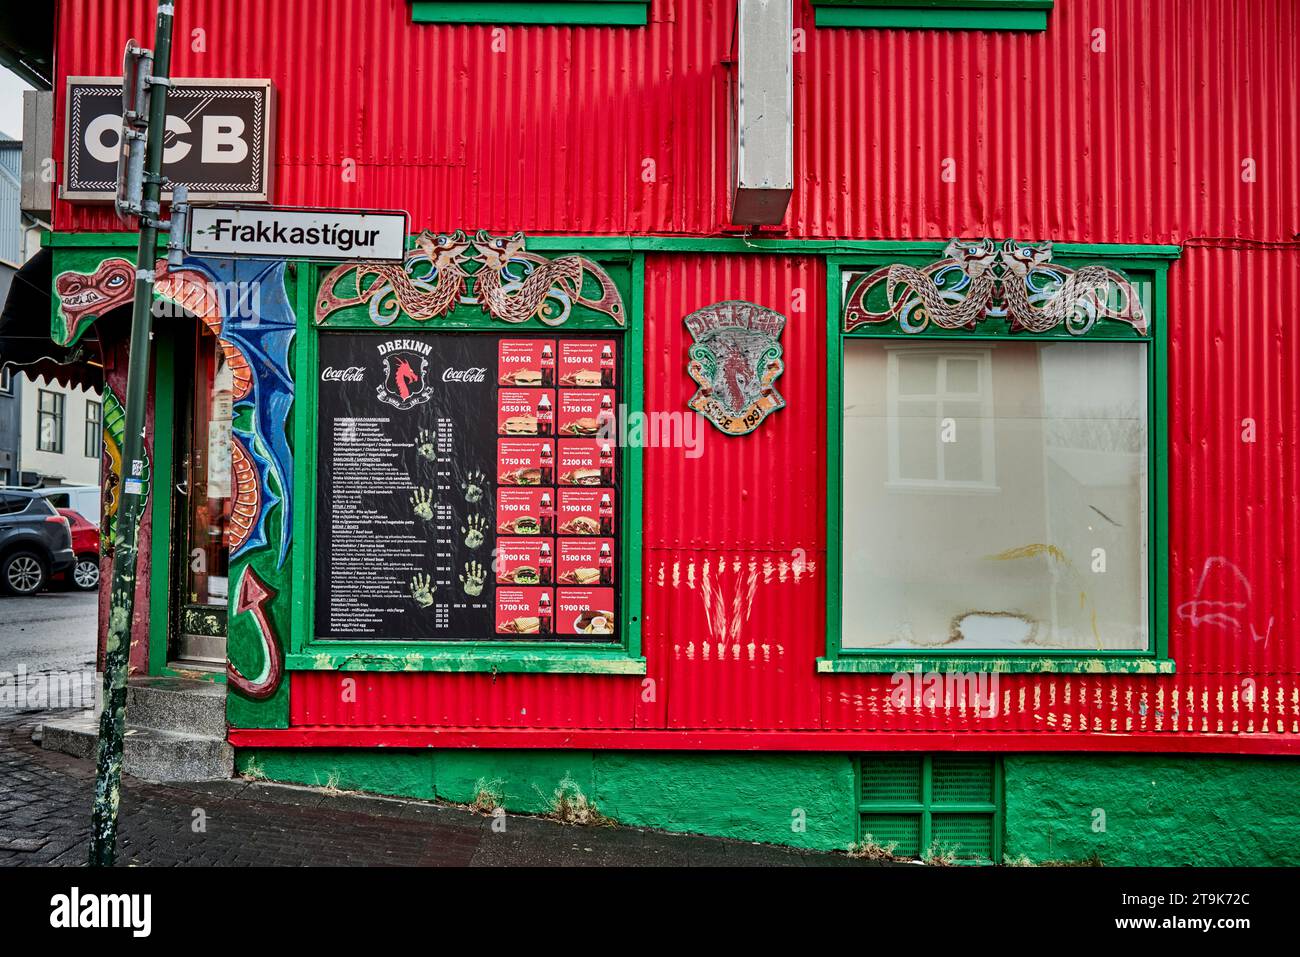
[
  {"x1": 235, "y1": 748, "x2": 858, "y2": 851},
  {"x1": 1004, "y1": 754, "x2": 1300, "y2": 867},
  {"x1": 234, "y1": 748, "x2": 1300, "y2": 864}
]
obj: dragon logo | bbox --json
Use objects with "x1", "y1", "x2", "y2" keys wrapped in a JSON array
[
  {"x1": 376, "y1": 350, "x2": 433, "y2": 410},
  {"x1": 684, "y1": 300, "x2": 786, "y2": 436}
]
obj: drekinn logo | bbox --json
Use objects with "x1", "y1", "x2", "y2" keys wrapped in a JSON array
[{"x1": 50, "y1": 887, "x2": 152, "y2": 937}]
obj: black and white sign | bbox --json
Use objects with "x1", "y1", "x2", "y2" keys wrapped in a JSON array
[
  {"x1": 63, "y1": 76, "x2": 273, "y2": 202},
  {"x1": 188, "y1": 205, "x2": 409, "y2": 262}
]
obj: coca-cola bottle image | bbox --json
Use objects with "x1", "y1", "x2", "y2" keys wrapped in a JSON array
[
  {"x1": 541, "y1": 344, "x2": 554, "y2": 386},
  {"x1": 597, "y1": 393, "x2": 615, "y2": 435},
  {"x1": 599, "y1": 492, "x2": 613, "y2": 535},
  {"x1": 537, "y1": 392, "x2": 553, "y2": 432},
  {"x1": 540, "y1": 442, "x2": 554, "y2": 485},
  {"x1": 599, "y1": 443, "x2": 614, "y2": 485},
  {"x1": 539, "y1": 541, "x2": 553, "y2": 584},
  {"x1": 538, "y1": 591, "x2": 552, "y2": 635},
  {"x1": 599, "y1": 542, "x2": 613, "y2": 585},
  {"x1": 600, "y1": 344, "x2": 614, "y2": 386},
  {"x1": 540, "y1": 491, "x2": 554, "y2": 534}
]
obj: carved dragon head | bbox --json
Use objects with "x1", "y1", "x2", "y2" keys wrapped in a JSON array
[
  {"x1": 473, "y1": 230, "x2": 526, "y2": 272},
  {"x1": 942, "y1": 238, "x2": 999, "y2": 278},
  {"x1": 998, "y1": 239, "x2": 1054, "y2": 277}
]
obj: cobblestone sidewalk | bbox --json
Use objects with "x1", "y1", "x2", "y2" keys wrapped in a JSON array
[{"x1": 0, "y1": 711, "x2": 866, "y2": 867}]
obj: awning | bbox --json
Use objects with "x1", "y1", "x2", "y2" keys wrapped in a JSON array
[{"x1": 0, "y1": 248, "x2": 106, "y2": 391}]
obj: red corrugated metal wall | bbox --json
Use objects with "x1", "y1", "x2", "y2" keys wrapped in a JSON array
[
  {"x1": 52, "y1": 0, "x2": 1299, "y2": 242},
  {"x1": 50, "y1": 0, "x2": 1299, "y2": 742}
]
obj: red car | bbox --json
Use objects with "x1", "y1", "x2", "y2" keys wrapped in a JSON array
[{"x1": 56, "y1": 508, "x2": 101, "y2": 591}]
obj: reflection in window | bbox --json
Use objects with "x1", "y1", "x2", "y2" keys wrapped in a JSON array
[
  {"x1": 183, "y1": 330, "x2": 232, "y2": 607},
  {"x1": 843, "y1": 339, "x2": 1148, "y2": 652}
]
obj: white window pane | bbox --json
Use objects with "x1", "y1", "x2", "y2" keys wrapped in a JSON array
[
  {"x1": 843, "y1": 339, "x2": 1148, "y2": 652},
  {"x1": 897, "y1": 353, "x2": 938, "y2": 395},
  {"x1": 944, "y1": 356, "x2": 980, "y2": 394}
]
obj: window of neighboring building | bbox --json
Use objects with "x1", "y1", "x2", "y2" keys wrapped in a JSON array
[
  {"x1": 85, "y1": 400, "x2": 102, "y2": 459},
  {"x1": 37, "y1": 389, "x2": 65, "y2": 454},
  {"x1": 811, "y1": 0, "x2": 1052, "y2": 31},
  {"x1": 0, "y1": 368, "x2": 11, "y2": 395},
  {"x1": 824, "y1": 244, "x2": 1174, "y2": 672}
]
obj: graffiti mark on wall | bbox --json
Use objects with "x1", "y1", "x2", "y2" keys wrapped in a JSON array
[{"x1": 1176, "y1": 557, "x2": 1274, "y2": 645}]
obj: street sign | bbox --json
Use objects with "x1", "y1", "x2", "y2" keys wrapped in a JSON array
[
  {"x1": 64, "y1": 76, "x2": 274, "y2": 202},
  {"x1": 188, "y1": 205, "x2": 409, "y2": 262}
]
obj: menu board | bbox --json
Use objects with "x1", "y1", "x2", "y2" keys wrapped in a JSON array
[{"x1": 315, "y1": 331, "x2": 621, "y2": 642}]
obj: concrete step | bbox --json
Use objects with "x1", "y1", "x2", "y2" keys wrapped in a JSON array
[
  {"x1": 39, "y1": 712, "x2": 234, "y2": 782},
  {"x1": 125, "y1": 676, "x2": 227, "y2": 737}
]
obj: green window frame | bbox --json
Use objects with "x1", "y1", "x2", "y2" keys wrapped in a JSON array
[
  {"x1": 857, "y1": 754, "x2": 1003, "y2": 864},
  {"x1": 821, "y1": 242, "x2": 1177, "y2": 675},
  {"x1": 287, "y1": 247, "x2": 646, "y2": 676},
  {"x1": 811, "y1": 0, "x2": 1053, "y2": 31},
  {"x1": 410, "y1": 1, "x2": 650, "y2": 27}
]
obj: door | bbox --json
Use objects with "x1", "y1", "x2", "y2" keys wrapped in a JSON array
[{"x1": 170, "y1": 323, "x2": 232, "y2": 667}]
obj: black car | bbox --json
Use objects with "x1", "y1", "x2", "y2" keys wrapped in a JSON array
[{"x1": 0, "y1": 491, "x2": 76, "y2": 596}]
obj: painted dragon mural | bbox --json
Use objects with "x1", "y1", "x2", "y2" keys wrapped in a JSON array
[
  {"x1": 843, "y1": 239, "x2": 1147, "y2": 335},
  {"x1": 315, "y1": 229, "x2": 625, "y2": 327},
  {"x1": 55, "y1": 253, "x2": 293, "y2": 707}
]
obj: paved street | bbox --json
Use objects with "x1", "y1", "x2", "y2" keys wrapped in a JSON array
[
  {"x1": 0, "y1": 712, "x2": 869, "y2": 867},
  {"x1": 0, "y1": 591, "x2": 98, "y2": 679}
]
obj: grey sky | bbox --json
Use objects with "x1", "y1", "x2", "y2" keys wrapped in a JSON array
[{"x1": 0, "y1": 68, "x2": 35, "y2": 140}]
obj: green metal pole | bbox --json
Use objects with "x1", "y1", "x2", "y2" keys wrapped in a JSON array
[{"x1": 89, "y1": 0, "x2": 176, "y2": 868}]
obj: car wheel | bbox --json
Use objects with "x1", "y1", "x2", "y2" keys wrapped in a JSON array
[
  {"x1": 2, "y1": 551, "x2": 48, "y2": 596},
  {"x1": 72, "y1": 555, "x2": 101, "y2": 591}
]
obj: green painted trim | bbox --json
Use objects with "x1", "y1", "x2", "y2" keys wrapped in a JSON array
[
  {"x1": 815, "y1": 7, "x2": 1048, "y2": 30},
  {"x1": 813, "y1": 1, "x2": 1052, "y2": 7},
  {"x1": 818, "y1": 656, "x2": 1176, "y2": 674},
  {"x1": 823, "y1": 247, "x2": 1178, "y2": 670},
  {"x1": 146, "y1": 330, "x2": 176, "y2": 677},
  {"x1": 289, "y1": 265, "x2": 318, "y2": 660},
  {"x1": 287, "y1": 649, "x2": 646, "y2": 675},
  {"x1": 410, "y1": 1, "x2": 648, "y2": 26},
  {"x1": 43, "y1": 230, "x2": 1183, "y2": 260}
]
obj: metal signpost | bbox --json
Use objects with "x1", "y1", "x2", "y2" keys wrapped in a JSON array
[{"x1": 89, "y1": 0, "x2": 187, "y2": 868}]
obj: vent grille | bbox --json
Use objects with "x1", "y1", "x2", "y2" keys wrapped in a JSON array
[{"x1": 857, "y1": 754, "x2": 1001, "y2": 864}]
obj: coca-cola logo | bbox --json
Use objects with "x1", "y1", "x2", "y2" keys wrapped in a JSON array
[
  {"x1": 443, "y1": 366, "x2": 487, "y2": 383},
  {"x1": 321, "y1": 366, "x2": 365, "y2": 383}
]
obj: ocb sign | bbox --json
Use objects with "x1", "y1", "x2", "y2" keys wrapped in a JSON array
[{"x1": 62, "y1": 77, "x2": 274, "y2": 202}]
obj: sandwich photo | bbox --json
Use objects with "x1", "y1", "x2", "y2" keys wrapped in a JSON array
[
  {"x1": 498, "y1": 515, "x2": 540, "y2": 534},
  {"x1": 560, "y1": 467, "x2": 602, "y2": 486},
  {"x1": 557, "y1": 516, "x2": 599, "y2": 535},
  {"x1": 500, "y1": 369, "x2": 543, "y2": 386},
  {"x1": 500, "y1": 467, "x2": 543, "y2": 486},
  {"x1": 558, "y1": 567, "x2": 600, "y2": 585},
  {"x1": 503, "y1": 415, "x2": 539, "y2": 435},
  {"x1": 559, "y1": 417, "x2": 601, "y2": 436},
  {"x1": 499, "y1": 616, "x2": 540, "y2": 634},
  {"x1": 560, "y1": 369, "x2": 602, "y2": 387}
]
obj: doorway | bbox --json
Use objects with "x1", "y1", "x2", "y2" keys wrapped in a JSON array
[{"x1": 169, "y1": 321, "x2": 232, "y2": 668}]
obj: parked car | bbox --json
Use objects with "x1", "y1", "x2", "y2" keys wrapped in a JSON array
[
  {"x1": 0, "y1": 491, "x2": 75, "y2": 596},
  {"x1": 55, "y1": 508, "x2": 101, "y2": 591},
  {"x1": 9, "y1": 485, "x2": 102, "y2": 525}
]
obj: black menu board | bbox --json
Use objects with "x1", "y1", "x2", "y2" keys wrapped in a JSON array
[{"x1": 314, "y1": 330, "x2": 620, "y2": 642}]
